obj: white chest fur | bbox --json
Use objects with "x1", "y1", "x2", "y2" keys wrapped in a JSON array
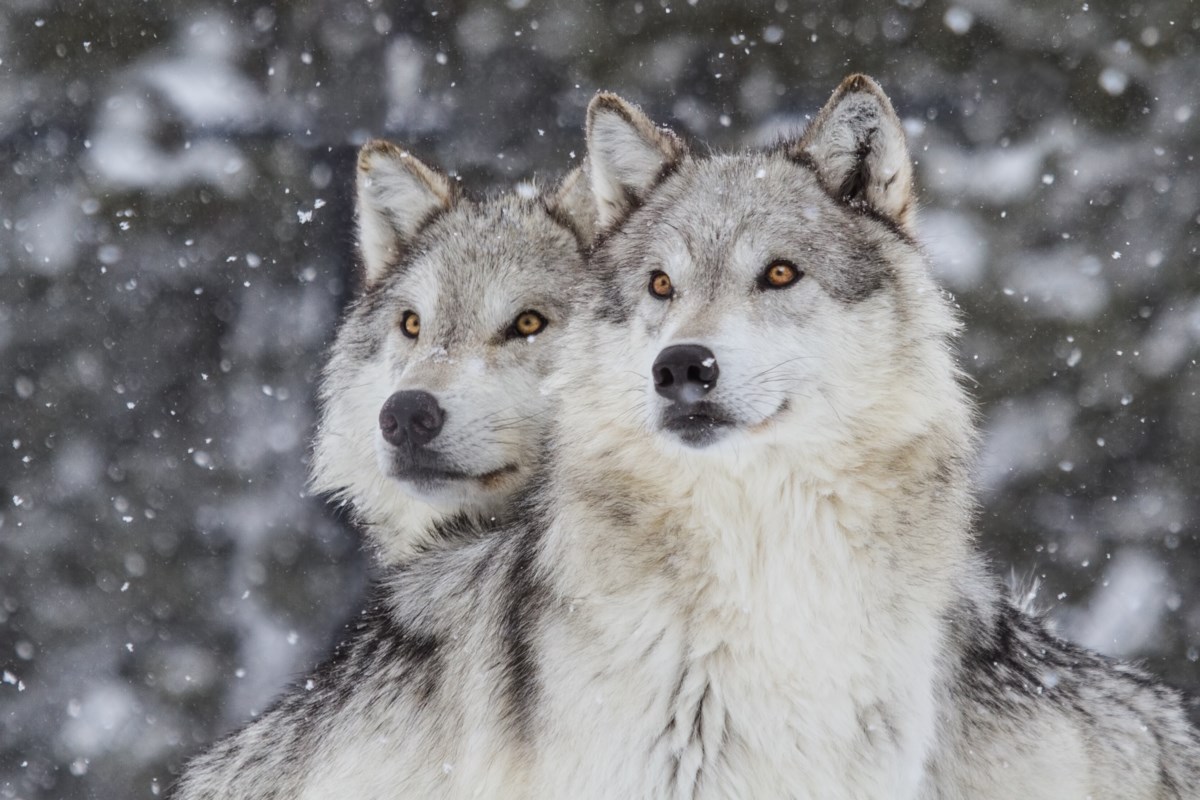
[{"x1": 534, "y1": 457, "x2": 948, "y2": 800}]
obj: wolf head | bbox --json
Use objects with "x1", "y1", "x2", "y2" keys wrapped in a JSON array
[
  {"x1": 312, "y1": 140, "x2": 592, "y2": 563},
  {"x1": 562, "y1": 76, "x2": 970, "y2": 479}
]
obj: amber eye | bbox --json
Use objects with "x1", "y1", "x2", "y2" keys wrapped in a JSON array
[
  {"x1": 649, "y1": 271, "x2": 673, "y2": 299},
  {"x1": 762, "y1": 260, "x2": 802, "y2": 289},
  {"x1": 401, "y1": 311, "x2": 420, "y2": 339},
  {"x1": 509, "y1": 310, "x2": 548, "y2": 339}
]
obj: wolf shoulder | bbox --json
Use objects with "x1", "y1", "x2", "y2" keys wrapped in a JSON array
[
  {"x1": 925, "y1": 586, "x2": 1200, "y2": 800},
  {"x1": 168, "y1": 527, "x2": 543, "y2": 799}
]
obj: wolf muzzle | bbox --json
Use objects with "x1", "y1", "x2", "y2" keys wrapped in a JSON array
[{"x1": 653, "y1": 344, "x2": 736, "y2": 446}]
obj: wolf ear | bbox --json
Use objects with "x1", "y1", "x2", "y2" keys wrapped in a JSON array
[
  {"x1": 544, "y1": 165, "x2": 597, "y2": 247},
  {"x1": 791, "y1": 75, "x2": 915, "y2": 231},
  {"x1": 585, "y1": 93, "x2": 687, "y2": 230},
  {"x1": 355, "y1": 140, "x2": 456, "y2": 289}
]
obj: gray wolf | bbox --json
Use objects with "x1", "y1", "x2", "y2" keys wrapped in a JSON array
[
  {"x1": 173, "y1": 77, "x2": 1198, "y2": 799},
  {"x1": 310, "y1": 139, "x2": 593, "y2": 565}
]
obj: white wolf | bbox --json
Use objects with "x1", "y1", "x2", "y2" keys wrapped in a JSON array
[
  {"x1": 173, "y1": 77, "x2": 1198, "y2": 799},
  {"x1": 311, "y1": 139, "x2": 593, "y2": 565}
]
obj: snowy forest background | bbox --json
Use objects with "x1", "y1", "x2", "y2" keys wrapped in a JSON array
[{"x1": 2, "y1": 0, "x2": 1198, "y2": 796}]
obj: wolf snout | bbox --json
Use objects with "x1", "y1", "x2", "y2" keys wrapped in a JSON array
[
  {"x1": 379, "y1": 390, "x2": 446, "y2": 447},
  {"x1": 653, "y1": 344, "x2": 719, "y2": 404}
]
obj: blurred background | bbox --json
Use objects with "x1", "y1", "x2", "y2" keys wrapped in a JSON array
[{"x1": 1, "y1": 0, "x2": 1197, "y2": 796}]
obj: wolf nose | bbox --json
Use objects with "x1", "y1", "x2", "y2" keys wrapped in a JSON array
[
  {"x1": 379, "y1": 391, "x2": 445, "y2": 447},
  {"x1": 652, "y1": 344, "x2": 719, "y2": 403}
]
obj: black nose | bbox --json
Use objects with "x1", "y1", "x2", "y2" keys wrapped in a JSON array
[
  {"x1": 379, "y1": 391, "x2": 445, "y2": 447},
  {"x1": 653, "y1": 344, "x2": 719, "y2": 403}
]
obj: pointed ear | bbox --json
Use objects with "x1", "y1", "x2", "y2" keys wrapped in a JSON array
[
  {"x1": 585, "y1": 93, "x2": 687, "y2": 230},
  {"x1": 791, "y1": 75, "x2": 915, "y2": 232},
  {"x1": 355, "y1": 140, "x2": 456, "y2": 289},
  {"x1": 543, "y1": 165, "x2": 597, "y2": 247}
]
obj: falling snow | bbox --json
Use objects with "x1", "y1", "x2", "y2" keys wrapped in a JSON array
[{"x1": 3, "y1": 2, "x2": 1199, "y2": 798}]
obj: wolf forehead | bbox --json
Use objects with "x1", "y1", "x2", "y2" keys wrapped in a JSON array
[
  {"x1": 594, "y1": 152, "x2": 905, "y2": 307},
  {"x1": 373, "y1": 196, "x2": 582, "y2": 309},
  {"x1": 387, "y1": 193, "x2": 583, "y2": 284}
]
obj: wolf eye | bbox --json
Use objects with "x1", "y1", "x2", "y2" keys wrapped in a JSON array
[
  {"x1": 508, "y1": 310, "x2": 547, "y2": 339},
  {"x1": 649, "y1": 271, "x2": 674, "y2": 299},
  {"x1": 761, "y1": 260, "x2": 803, "y2": 290},
  {"x1": 401, "y1": 311, "x2": 420, "y2": 339}
]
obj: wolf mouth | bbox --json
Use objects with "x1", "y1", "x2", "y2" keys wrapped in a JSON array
[
  {"x1": 660, "y1": 402, "x2": 737, "y2": 447},
  {"x1": 389, "y1": 460, "x2": 520, "y2": 489},
  {"x1": 661, "y1": 400, "x2": 790, "y2": 447}
]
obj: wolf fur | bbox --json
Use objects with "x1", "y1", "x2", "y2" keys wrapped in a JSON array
[
  {"x1": 310, "y1": 140, "x2": 593, "y2": 565},
  {"x1": 173, "y1": 77, "x2": 1199, "y2": 799}
]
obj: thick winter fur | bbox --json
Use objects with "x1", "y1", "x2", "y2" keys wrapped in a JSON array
[
  {"x1": 174, "y1": 77, "x2": 1199, "y2": 799},
  {"x1": 311, "y1": 141, "x2": 592, "y2": 564},
  {"x1": 932, "y1": 591, "x2": 1200, "y2": 798}
]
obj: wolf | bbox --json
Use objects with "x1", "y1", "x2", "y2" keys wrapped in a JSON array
[
  {"x1": 173, "y1": 77, "x2": 1199, "y2": 799},
  {"x1": 310, "y1": 139, "x2": 593, "y2": 565}
]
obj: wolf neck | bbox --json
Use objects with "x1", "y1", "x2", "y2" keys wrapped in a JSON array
[
  {"x1": 560, "y1": 438, "x2": 967, "y2": 599},
  {"x1": 363, "y1": 496, "x2": 451, "y2": 565},
  {"x1": 534, "y1": 409, "x2": 971, "y2": 794},
  {"x1": 363, "y1": 489, "x2": 513, "y2": 565},
  {"x1": 545, "y1": 386, "x2": 976, "y2": 671},
  {"x1": 535, "y1": 401, "x2": 972, "y2": 791}
]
